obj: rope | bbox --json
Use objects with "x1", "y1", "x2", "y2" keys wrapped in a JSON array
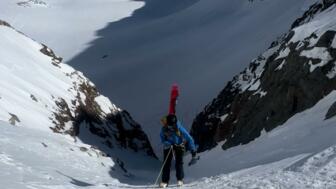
[
  {"x1": 172, "y1": 148, "x2": 176, "y2": 161},
  {"x1": 154, "y1": 146, "x2": 173, "y2": 187}
]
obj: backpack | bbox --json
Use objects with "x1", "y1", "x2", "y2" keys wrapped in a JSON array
[{"x1": 163, "y1": 126, "x2": 188, "y2": 150}]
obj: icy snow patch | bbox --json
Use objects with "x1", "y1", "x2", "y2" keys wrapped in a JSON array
[
  {"x1": 276, "y1": 47, "x2": 290, "y2": 60},
  {"x1": 295, "y1": 41, "x2": 305, "y2": 50},
  {"x1": 253, "y1": 89, "x2": 267, "y2": 98},
  {"x1": 300, "y1": 47, "x2": 332, "y2": 72},
  {"x1": 248, "y1": 80, "x2": 261, "y2": 91},
  {"x1": 332, "y1": 35, "x2": 336, "y2": 48},
  {"x1": 275, "y1": 60, "x2": 286, "y2": 71},
  {"x1": 95, "y1": 96, "x2": 120, "y2": 115},
  {"x1": 220, "y1": 114, "x2": 228, "y2": 122},
  {"x1": 327, "y1": 61, "x2": 336, "y2": 79}
]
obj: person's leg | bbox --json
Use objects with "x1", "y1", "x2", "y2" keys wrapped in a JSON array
[
  {"x1": 174, "y1": 146, "x2": 184, "y2": 181},
  {"x1": 162, "y1": 147, "x2": 173, "y2": 183}
]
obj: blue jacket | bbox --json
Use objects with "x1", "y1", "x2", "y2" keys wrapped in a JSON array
[{"x1": 160, "y1": 121, "x2": 196, "y2": 152}]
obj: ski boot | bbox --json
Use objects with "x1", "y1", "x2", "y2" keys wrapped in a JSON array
[{"x1": 159, "y1": 182, "x2": 168, "y2": 188}]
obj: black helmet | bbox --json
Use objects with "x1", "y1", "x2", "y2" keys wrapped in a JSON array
[{"x1": 166, "y1": 114, "x2": 177, "y2": 126}]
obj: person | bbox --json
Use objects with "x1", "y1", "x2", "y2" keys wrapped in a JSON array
[{"x1": 159, "y1": 114, "x2": 197, "y2": 188}]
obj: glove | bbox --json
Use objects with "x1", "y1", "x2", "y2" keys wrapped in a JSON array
[
  {"x1": 191, "y1": 150, "x2": 196, "y2": 157},
  {"x1": 174, "y1": 143, "x2": 185, "y2": 152},
  {"x1": 188, "y1": 155, "x2": 200, "y2": 166}
]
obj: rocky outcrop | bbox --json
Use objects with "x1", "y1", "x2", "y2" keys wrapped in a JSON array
[
  {"x1": 8, "y1": 113, "x2": 20, "y2": 126},
  {"x1": 191, "y1": 1, "x2": 336, "y2": 152},
  {"x1": 17, "y1": 0, "x2": 47, "y2": 7},
  {"x1": 47, "y1": 53, "x2": 155, "y2": 158},
  {"x1": 40, "y1": 44, "x2": 63, "y2": 65},
  {"x1": 0, "y1": 20, "x2": 155, "y2": 158},
  {"x1": 326, "y1": 101, "x2": 336, "y2": 119},
  {"x1": 0, "y1": 20, "x2": 10, "y2": 27},
  {"x1": 50, "y1": 79, "x2": 156, "y2": 157}
]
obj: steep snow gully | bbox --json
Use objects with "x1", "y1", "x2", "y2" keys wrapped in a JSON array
[
  {"x1": 68, "y1": 0, "x2": 315, "y2": 151},
  {"x1": 2, "y1": 0, "x2": 336, "y2": 189}
]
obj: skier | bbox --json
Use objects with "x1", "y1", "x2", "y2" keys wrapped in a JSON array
[{"x1": 159, "y1": 114, "x2": 198, "y2": 188}]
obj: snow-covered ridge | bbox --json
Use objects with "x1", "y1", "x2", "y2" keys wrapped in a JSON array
[
  {"x1": 0, "y1": 0, "x2": 145, "y2": 61},
  {"x1": 0, "y1": 20, "x2": 155, "y2": 159},
  {"x1": 191, "y1": 0, "x2": 336, "y2": 152}
]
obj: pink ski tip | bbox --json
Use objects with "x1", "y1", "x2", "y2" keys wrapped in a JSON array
[{"x1": 171, "y1": 84, "x2": 179, "y2": 90}]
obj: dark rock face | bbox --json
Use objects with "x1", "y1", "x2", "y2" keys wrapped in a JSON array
[
  {"x1": 38, "y1": 39, "x2": 156, "y2": 157},
  {"x1": 191, "y1": 2, "x2": 336, "y2": 152},
  {"x1": 40, "y1": 44, "x2": 63, "y2": 65},
  {"x1": 8, "y1": 113, "x2": 20, "y2": 126},
  {"x1": 50, "y1": 79, "x2": 156, "y2": 157},
  {"x1": 0, "y1": 20, "x2": 10, "y2": 27},
  {"x1": 326, "y1": 101, "x2": 336, "y2": 119}
]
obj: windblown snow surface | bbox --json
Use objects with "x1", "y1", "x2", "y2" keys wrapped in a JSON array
[
  {"x1": 0, "y1": 0, "x2": 144, "y2": 61},
  {"x1": 2, "y1": 90, "x2": 336, "y2": 189},
  {"x1": 0, "y1": 121, "x2": 120, "y2": 189}
]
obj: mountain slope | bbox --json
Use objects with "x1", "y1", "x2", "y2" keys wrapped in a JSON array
[
  {"x1": 0, "y1": 0, "x2": 144, "y2": 61},
  {"x1": 0, "y1": 121, "x2": 119, "y2": 189},
  {"x1": 2, "y1": 83, "x2": 336, "y2": 188},
  {"x1": 0, "y1": 20, "x2": 156, "y2": 183},
  {"x1": 67, "y1": 0, "x2": 313, "y2": 150},
  {"x1": 191, "y1": 0, "x2": 336, "y2": 152},
  {"x1": 187, "y1": 89, "x2": 336, "y2": 180}
]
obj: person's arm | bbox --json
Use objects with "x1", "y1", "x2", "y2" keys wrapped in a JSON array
[
  {"x1": 178, "y1": 123, "x2": 197, "y2": 154},
  {"x1": 160, "y1": 128, "x2": 172, "y2": 147}
]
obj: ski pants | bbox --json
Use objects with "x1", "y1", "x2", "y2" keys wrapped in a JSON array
[{"x1": 162, "y1": 145, "x2": 184, "y2": 183}]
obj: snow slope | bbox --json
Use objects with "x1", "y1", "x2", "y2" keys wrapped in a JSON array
[
  {"x1": 2, "y1": 1, "x2": 336, "y2": 188},
  {"x1": 112, "y1": 89, "x2": 336, "y2": 188},
  {"x1": 0, "y1": 20, "x2": 124, "y2": 133},
  {"x1": 0, "y1": 0, "x2": 144, "y2": 61},
  {"x1": 0, "y1": 20, "x2": 158, "y2": 186},
  {"x1": 0, "y1": 121, "x2": 119, "y2": 189},
  {"x1": 67, "y1": 0, "x2": 317, "y2": 151},
  {"x1": 188, "y1": 90, "x2": 336, "y2": 179},
  {"x1": 3, "y1": 90, "x2": 335, "y2": 188}
]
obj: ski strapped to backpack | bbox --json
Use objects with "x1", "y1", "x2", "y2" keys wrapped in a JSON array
[{"x1": 169, "y1": 84, "x2": 179, "y2": 115}]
